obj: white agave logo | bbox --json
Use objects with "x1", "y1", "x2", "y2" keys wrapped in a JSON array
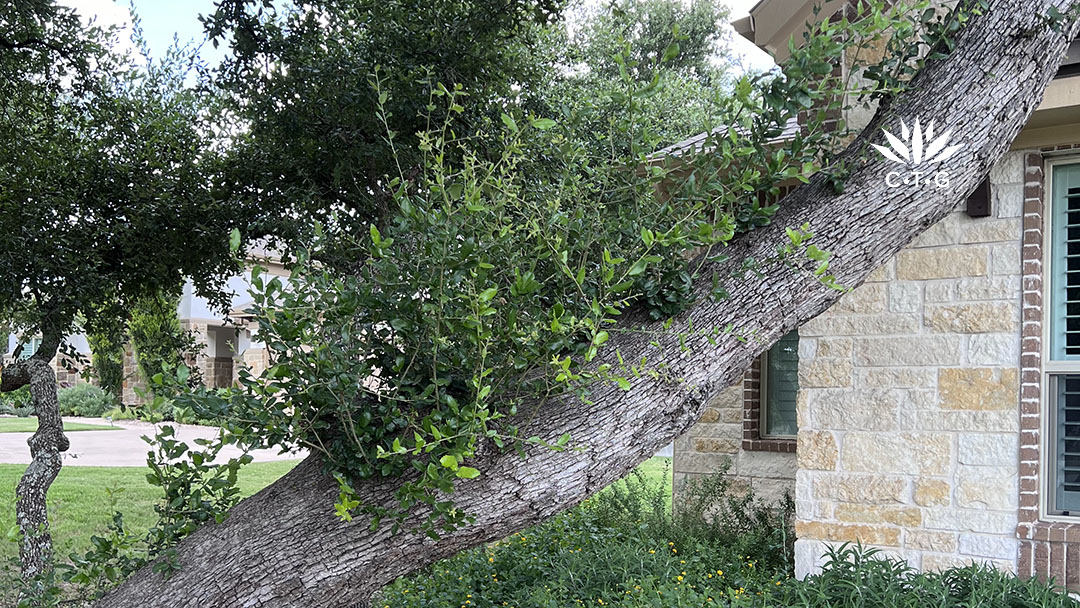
[
  {"x1": 873, "y1": 118, "x2": 963, "y2": 188},
  {"x1": 872, "y1": 118, "x2": 963, "y2": 166}
]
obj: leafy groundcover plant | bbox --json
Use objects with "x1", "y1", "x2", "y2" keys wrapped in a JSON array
[{"x1": 376, "y1": 466, "x2": 1078, "y2": 608}]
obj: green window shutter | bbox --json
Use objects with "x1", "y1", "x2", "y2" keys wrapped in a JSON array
[
  {"x1": 18, "y1": 338, "x2": 39, "y2": 361},
  {"x1": 765, "y1": 330, "x2": 799, "y2": 437},
  {"x1": 1056, "y1": 375, "x2": 1080, "y2": 512},
  {"x1": 1050, "y1": 163, "x2": 1080, "y2": 360}
]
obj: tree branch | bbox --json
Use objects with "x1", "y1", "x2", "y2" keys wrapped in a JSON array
[{"x1": 0, "y1": 35, "x2": 67, "y2": 57}]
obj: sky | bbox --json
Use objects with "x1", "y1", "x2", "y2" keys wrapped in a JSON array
[
  {"x1": 63, "y1": 0, "x2": 775, "y2": 73},
  {"x1": 724, "y1": 0, "x2": 775, "y2": 73}
]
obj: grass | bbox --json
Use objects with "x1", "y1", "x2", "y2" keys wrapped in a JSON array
[
  {"x1": 0, "y1": 418, "x2": 119, "y2": 433},
  {"x1": 0, "y1": 455, "x2": 669, "y2": 565},
  {"x1": 0, "y1": 460, "x2": 300, "y2": 563},
  {"x1": 632, "y1": 455, "x2": 671, "y2": 490}
]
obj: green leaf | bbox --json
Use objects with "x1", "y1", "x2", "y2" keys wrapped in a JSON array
[
  {"x1": 640, "y1": 227, "x2": 654, "y2": 246},
  {"x1": 662, "y1": 42, "x2": 681, "y2": 63},
  {"x1": 531, "y1": 118, "x2": 556, "y2": 130},
  {"x1": 501, "y1": 113, "x2": 518, "y2": 133},
  {"x1": 439, "y1": 455, "x2": 458, "y2": 470},
  {"x1": 228, "y1": 228, "x2": 241, "y2": 254},
  {"x1": 456, "y1": 466, "x2": 480, "y2": 479}
]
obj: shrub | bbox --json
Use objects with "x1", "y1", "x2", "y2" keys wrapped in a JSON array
[
  {"x1": 376, "y1": 464, "x2": 1078, "y2": 608},
  {"x1": 11, "y1": 405, "x2": 34, "y2": 418},
  {"x1": 101, "y1": 407, "x2": 136, "y2": 421},
  {"x1": 376, "y1": 463, "x2": 793, "y2": 607},
  {"x1": 0, "y1": 386, "x2": 31, "y2": 415},
  {"x1": 57, "y1": 384, "x2": 117, "y2": 418},
  {"x1": 784, "y1": 544, "x2": 1078, "y2": 608}
]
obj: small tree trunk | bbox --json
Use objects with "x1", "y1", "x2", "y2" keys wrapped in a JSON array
[
  {"x1": 14, "y1": 359, "x2": 68, "y2": 582},
  {"x1": 94, "y1": 1, "x2": 1080, "y2": 606},
  {"x1": 2, "y1": 333, "x2": 70, "y2": 597}
]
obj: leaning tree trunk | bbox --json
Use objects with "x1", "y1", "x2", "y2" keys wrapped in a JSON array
[
  {"x1": 1, "y1": 334, "x2": 69, "y2": 591},
  {"x1": 96, "y1": 2, "x2": 1080, "y2": 606}
]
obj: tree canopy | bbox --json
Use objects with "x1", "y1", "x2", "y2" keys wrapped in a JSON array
[{"x1": 0, "y1": 2, "x2": 256, "y2": 352}]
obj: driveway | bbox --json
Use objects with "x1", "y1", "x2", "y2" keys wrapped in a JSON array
[{"x1": 0, "y1": 417, "x2": 305, "y2": 467}]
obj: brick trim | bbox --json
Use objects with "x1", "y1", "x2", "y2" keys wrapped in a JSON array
[
  {"x1": 742, "y1": 357, "x2": 797, "y2": 453},
  {"x1": 1017, "y1": 150, "x2": 1080, "y2": 589}
]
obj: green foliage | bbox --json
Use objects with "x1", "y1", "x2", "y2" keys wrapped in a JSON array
[
  {"x1": 0, "y1": 461, "x2": 297, "y2": 598},
  {"x1": 202, "y1": 0, "x2": 566, "y2": 253},
  {"x1": 570, "y1": 0, "x2": 728, "y2": 81},
  {"x1": 540, "y1": 0, "x2": 733, "y2": 153},
  {"x1": 139, "y1": 422, "x2": 252, "y2": 570},
  {"x1": 128, "y1": 291, "x2": 202, "y2": 390},
  {"x1": 376, "y1": 466, "x2": 793, "y2": 607},
  {"x1": 56, "y1": 384, "x2": 117, "y2": 418},
  {"x1": 179, "y1": 0, "x2": 962, "y2": 535},
  {"x1": 0, "y1": 387, "x2": 32, "y2": 416},
  {"x1": 788, "y1": 545, "x2": 1077, "y2": 608},
  {"x1": 376, "y1": 466, "x2": 1076, "y2": 608},
  {"x1": 86, "y1": 322, "x2": 125, "y2": 402},
  {"x1": 62, "y1": 418, "x2": 252, "y2": 596},
  {"x1": 0, "y1": 1, "x2": 270, "y2": 367},
  {"x1": 101, "y1": 407, "x2": 136, "y2": 422}
]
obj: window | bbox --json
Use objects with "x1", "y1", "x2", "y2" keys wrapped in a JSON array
[
  {"x1": 762, "y1": 330, "x2": 799, "y2": 438},
  {"x1": 1047, "y1": 161, "x2": 1080, "y2": 514},
  {"x1": 17, "y1": 337, "x2": 41, "y2": 361}
]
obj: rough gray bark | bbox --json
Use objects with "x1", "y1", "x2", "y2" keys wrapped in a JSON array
[
  {"x1": 1, "y1": 332, "x2": 68, "y2": 589},
  {"x1": 96, "y1": 2, "x2": 1080, "y2": 606}
]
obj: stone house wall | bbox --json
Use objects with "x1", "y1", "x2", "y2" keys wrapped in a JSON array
[
  {"x1": 121, "y1": 345, "x2": 149, "y2": 406},
  {"x1": 673, "y1": 379, "x2": 797, "y2": 506},
  {"x1": 793, "y1": 150, "x2": 1026, "y2": 575}
]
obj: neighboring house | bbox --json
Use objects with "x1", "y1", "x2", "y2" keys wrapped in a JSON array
[
  {"x1": 673, "y1": 0, "x2": 1080, "y2": 589},
  {"x1": 3, "y1": 249, "x2": 287, "y2": 403}
]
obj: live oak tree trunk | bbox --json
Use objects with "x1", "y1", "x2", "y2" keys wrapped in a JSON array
[
  {"x1": 95, "y1": 2, "x2": 1080, "y2": 606},
  {"x1": 1, "y1": 332, "x2": 69, "y2": 589}
]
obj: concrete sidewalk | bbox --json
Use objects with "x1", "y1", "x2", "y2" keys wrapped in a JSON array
[{"x1": 0, "y1": 417, "x2": 304, "y2": 467}]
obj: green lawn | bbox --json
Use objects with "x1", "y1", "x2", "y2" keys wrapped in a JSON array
[
  {"x1": 0, "y1": 460, "x2": 300, "y2": 563},
  {"x1": 0, "y1": 418, "x2": 119, "y2": 433},
  {"x1": 0, "y1": 455, "x2": 670, "y2": 567},
  {"x1": 635, "y1": 455, "x2": 671, "y2": 489}
]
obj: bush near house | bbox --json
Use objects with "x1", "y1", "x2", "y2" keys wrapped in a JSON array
[
  {"x1": 376, "y1": 468, "x2": 1077, "y2": 608},
  {"x1": 0, "y1": 386, "x2": 33, "y2": 417},
  {"x1": 56, "y1": 384, "x2": 117, "y2": 418}
]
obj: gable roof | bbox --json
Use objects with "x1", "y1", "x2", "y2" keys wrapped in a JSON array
[
  {"x1": 731, "y1": 0, "x2": 845, "y2": 61},
  {"x1": 654, "y1": 116, "x2": 801, "y2": 159}
]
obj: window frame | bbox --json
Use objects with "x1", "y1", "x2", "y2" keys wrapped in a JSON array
[
  {"x1": 1041, "y1": 156, "x2": 1080, "y2": 518},
  {"x1": 759, "y1": 332, "x2": 799, "y2": 440}
]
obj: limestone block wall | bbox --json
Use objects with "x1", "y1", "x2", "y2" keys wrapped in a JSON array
[
  {"x1": 121, "y1": 345, "x2": 149, "y2": 406},
  {"x1": 236, "y1": 347, "x2": 270, "y2": 384},
  {"x1": 794, "y1": 151, "x2": 1025, "y2": 576},
  {"x1": 673, "y1": 383, "x2": 797, "y2": 506}
]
